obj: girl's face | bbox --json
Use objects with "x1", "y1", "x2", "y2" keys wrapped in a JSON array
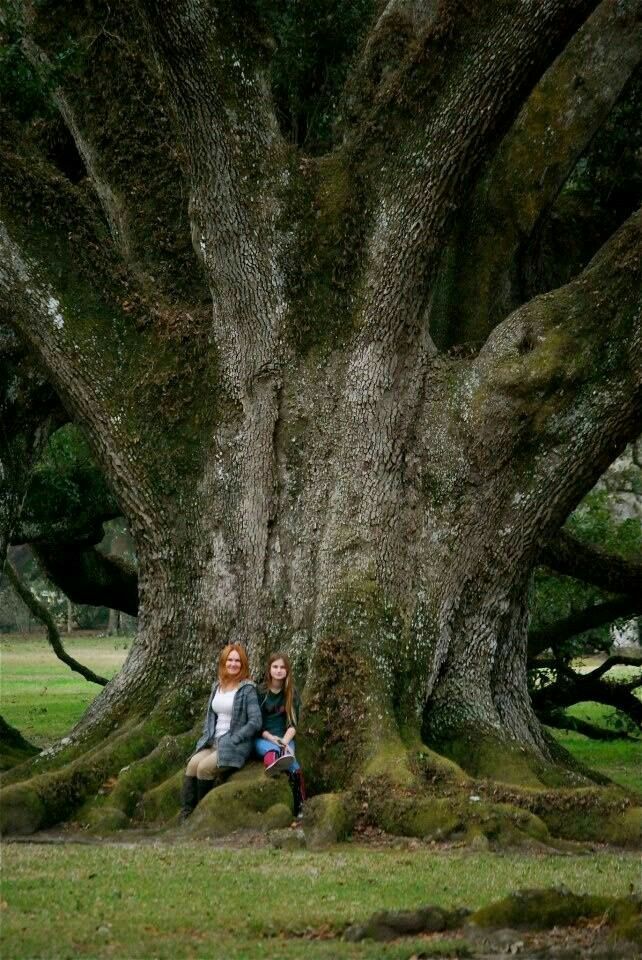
[
  {"x1": 226, "y1": 651, "x2": 242, "y2": 676},
  {"x1": 270, "y1": 658, "x2": 287, "y2": 684}
]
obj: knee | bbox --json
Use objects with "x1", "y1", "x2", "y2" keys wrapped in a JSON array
[{"x1": 196, "y1": 755, "x2": 217, "y2": 779}]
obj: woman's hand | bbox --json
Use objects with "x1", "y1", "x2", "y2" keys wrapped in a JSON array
[{"x1": 281, "y1": 727, "x2": 296, "y2": 749}]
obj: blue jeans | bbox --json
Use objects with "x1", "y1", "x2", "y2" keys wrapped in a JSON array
[{"x1": 255, "y1": 737, "x2": 300, "y2": 773}]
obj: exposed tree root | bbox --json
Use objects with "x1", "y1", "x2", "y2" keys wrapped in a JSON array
[
  {"x1": 184, "y1": 765, "x2": 293, "y2": 836},
  {"x1": 1, "y1": 708, "x2": 640, "y2": 848},
  {"x1": 0, "y1": 717, "x2": 175, "y2": 835},
  {"x1": 0, "y1": 715, "x2": 39, "y2": 772},
  {"x1": 301, "y1": 741, "x2": 642, "y2": 850},
  {"x1": 76, "y1": 730, "x2": 197, "y2": 833},
  {"x1": 343, "y1": 887, "x2": 642, "y2": 952}
]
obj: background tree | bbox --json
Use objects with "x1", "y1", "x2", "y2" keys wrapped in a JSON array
[{"x1": 0, "y1": 0, "x2": 641, "y2": 842}]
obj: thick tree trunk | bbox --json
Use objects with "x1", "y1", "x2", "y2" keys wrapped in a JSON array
[{"x1": 1, "y1": 0, "x2": 641, "y2": 843}]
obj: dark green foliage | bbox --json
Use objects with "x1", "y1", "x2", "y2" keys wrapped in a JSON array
[
  {"x1": 18, "y1": 424, "x2": 119, "y2": 545},
  {"x1": 0, "y1": 38, "x2": 48, "y2": 123},
  {"x1": 568, "y1": 70, "x2": 642, "y2": 229},
  {"x1": 259, "y1": 0, "x2": 375, "y2": 153},
  {"x1": 531, "y1": 490, "x2": 642, "y2": 658}
]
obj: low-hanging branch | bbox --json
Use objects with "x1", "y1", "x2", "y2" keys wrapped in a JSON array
[
  {"x1": 531, "y1": 657, "x2": 642, "y2": 729},
  {"x1": 3, "y1": 561, "x2": 108, "y2": 686},
  {"x1": 540, "y1": 709, "x2": 634, "y2": 741},
  {"x1": 586, "y1": 654, "x2": 642, "y2": 681},
  {"x1": 528, "y1": 595, "x2": 641, "y2": 658},
  {"x1": 542, "y1": 528, "x2": 642, "y2": 596},
  {"x1": 33, "y1": 544, "x2": 138, "y2": 617}
]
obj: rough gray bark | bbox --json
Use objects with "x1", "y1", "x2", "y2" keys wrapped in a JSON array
[{"x1": 0, "y1": 0, "x2": 640, "y2": 797}]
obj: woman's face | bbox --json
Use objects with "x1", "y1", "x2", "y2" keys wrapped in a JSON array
[
  {"x1": 270, "y1": 658, "x2": 287, "y2": 683},
  {"x1": 226, "y1": 651, "x2": 242, "y2": 677}
]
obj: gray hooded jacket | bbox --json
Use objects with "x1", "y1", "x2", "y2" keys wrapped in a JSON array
[{"x1": 193, "y1": 679, "x2": 262, "y2": 768}]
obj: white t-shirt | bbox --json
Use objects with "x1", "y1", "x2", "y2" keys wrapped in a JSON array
[{"x1": 211, "y1": 687, "x2": 236, "y2": 738}]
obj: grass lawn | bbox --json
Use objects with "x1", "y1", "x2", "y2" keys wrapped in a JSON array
[
  {"x1": 1, "y1": 635, "x2": 641, "y2": 958},
  {"x1": 0, "y1": 633, "x2": 131, "y2": 746},
  {"x1": 2, "y1": 843, "x2": 641, "y2": 959}
]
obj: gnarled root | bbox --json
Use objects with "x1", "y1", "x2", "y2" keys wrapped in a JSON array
[
  {"x1": 184, "y1": 765, "x2": 293, "y2": 835},
  {"x1": 302, "y1": 739, "x2": 642, "y2": 849}
]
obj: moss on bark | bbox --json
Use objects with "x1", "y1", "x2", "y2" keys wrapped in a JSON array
[
  {"x1": 472, "y1": 887, "x2": 642, "y2": 946},
  {"x1": 0, "y1": 719, "x2": 164, "y2": 835},
  {"x1": 303, "y1": 791, "x2": 357, "y2": 849},
  {"x1": 185, "y1": 764, "x2": 293, "y2": 836}
]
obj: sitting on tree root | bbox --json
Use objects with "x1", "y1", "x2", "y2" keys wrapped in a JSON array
[{"x1": 180, "y1": 644, "x2": 261, "y2": 820}]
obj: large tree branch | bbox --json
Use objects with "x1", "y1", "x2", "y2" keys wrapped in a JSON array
[
  {"x1": 0, "y1": 220, "x2": 160, "y2": 532},
  {"x1": 542, "y1": 528, "x2": 642, "y2": 596},
  {"x1": 532, "y1": 659, "x2": 642, "y2": 727},
  {"x1": 541, "y1": 710, "x2": 635, "y2": 740},
  {"x1": 9, "y1": 0, "x2": 203, "y2": 300},
  {"x1": 347, "y1": 0, "x2": 602, "y2": 311},
  {"x1": 19, "y1": 37, "x2": 132, "y2": 263},
  {"x1": 33, "y1": 544, "x2": 138, "y2": 618},
  {"x1": 324, "y1": 1, "x2": 605, "y2": 576},
  {"x1": 133, "y1": 0, "x2": 290, "y2": 391},
  {"x1": 463, "y1": 205, "x2": 642, "y2": 576},
  {"x1": 431, "y1": 0, "x2": 642, "y2": 348},
  {"x1": 529, "y1": 597, "x2": 641, "y2": 657},
  {"x1": 588, "y1": 654, "x2": 642, "y2": 681}
]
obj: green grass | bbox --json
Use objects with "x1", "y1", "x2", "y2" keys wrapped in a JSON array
[
  {"x1": 0, "y1": 633, "x2": 131, "y2": 746},
  {"x1": 1, "y1": 636, "x2": 642, "y2": 958},
  {"x1": 554, "y1": 699, "x2": 642, "y2": 793},
  {"x1": 2, "y1": 844, "x2": 641, "y2": 959}
]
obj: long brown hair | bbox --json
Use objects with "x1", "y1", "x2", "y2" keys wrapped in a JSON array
[
  {"x1": 265, "y1": 652, "x2": 297, "y2": 726},
  {"x1": 218, "y1": 643, "x2": 250, "y2": 687}
]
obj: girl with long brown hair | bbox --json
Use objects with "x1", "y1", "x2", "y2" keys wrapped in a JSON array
[
  {"x1": 255, "y1": 652, "x2": 306, "y2": 818},
  {"x1": 180, "y1": 643, "x2": 261, "y2": 819}
]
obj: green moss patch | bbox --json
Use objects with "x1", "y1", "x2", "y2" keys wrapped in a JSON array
[
  {"x1": 185, "y1": 764, "x2": 292, "y2": 836},
  {"x1": 472, "y1": 886, "x2": 642, "y2": 946},
  {"x1": 364, "y1": 782, "x2": 550, "y2": 848},
  {"x1": 0, "y1": 718, "x2": 162, "y2": 835},
  {"x1": 136, "y1": 770, "x2": 183, "y2": 823},
  {"x1": 303, "y1": 791, "x2": 357, "y2": 849}
]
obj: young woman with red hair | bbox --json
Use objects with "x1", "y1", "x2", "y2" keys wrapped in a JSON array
[{"x1": 180, "y1": 643, "x2": 261, "y2": 819}]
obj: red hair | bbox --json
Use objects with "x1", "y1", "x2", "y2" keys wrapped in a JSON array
[{"x1": 218, "y1": 643, "x2": 250, "y2": 685}]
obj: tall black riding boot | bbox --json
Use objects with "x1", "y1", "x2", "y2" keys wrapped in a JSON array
[
  {"x1": 180, "y1": 775, "x2": 198, "y2": 820},
  {"x1": 196, "y1": 778, "x2": 215, "y2": 804},
  {"x1": 288, "y1": 769, "x2": 307, "y2": 819}
]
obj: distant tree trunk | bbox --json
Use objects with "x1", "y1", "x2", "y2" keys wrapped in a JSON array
[{"x1": 107, "y1": 609, "x2": 122, "y2": 637}]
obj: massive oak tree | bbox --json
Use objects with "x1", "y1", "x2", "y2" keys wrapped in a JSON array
[{"x1": 1, "y1": 0, "x2": 641, "y2": 842}]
